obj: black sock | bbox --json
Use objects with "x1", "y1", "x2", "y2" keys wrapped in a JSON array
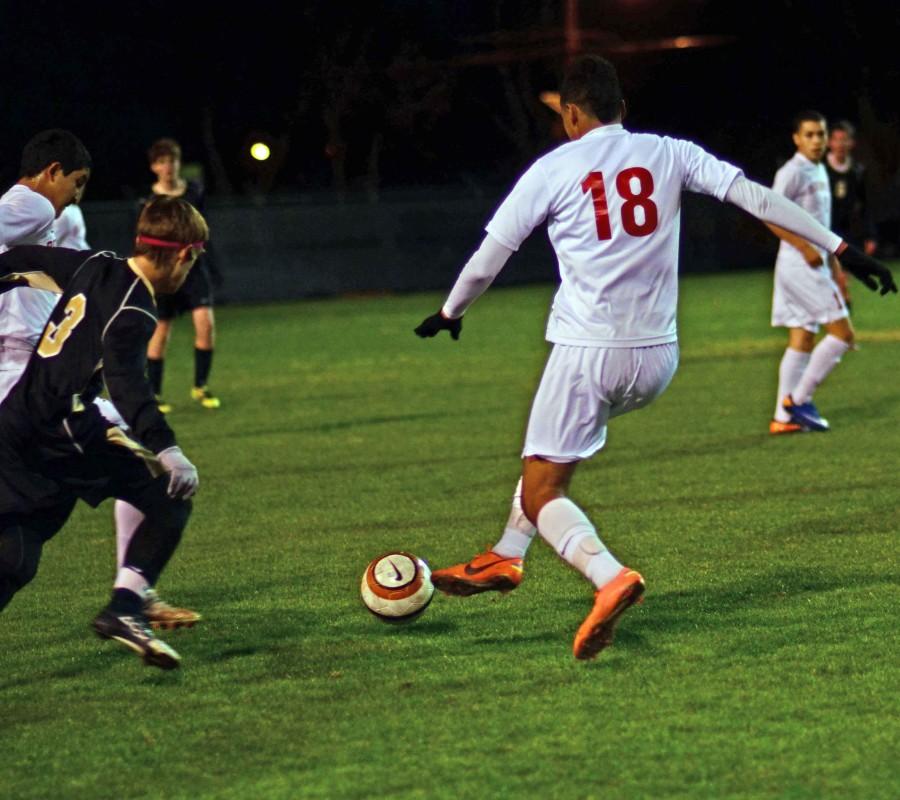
[
  {"x1": 194, "y1": 348, "x2": 213, "y2": 388},
  {"x1": 147, "y1": 358, "x2": 164, "y2": 395},
  {"x1": 108, "y1": 588, "x2": 144, "y2": 615}
]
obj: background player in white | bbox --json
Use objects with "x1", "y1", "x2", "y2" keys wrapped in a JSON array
[
  {"x1": 767, "y1": 111, "x2": 855, "y2": 434},
  {"x1": 416, "y1": 56, "x2": 896, "y2": 660},
  {"x1": 0, "y1": 131, "x2": 199, "y2": 629}
]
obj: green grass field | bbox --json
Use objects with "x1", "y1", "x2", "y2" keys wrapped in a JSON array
[{"x1": 2, "y1": 269, "x2": 898, "y2": 800}]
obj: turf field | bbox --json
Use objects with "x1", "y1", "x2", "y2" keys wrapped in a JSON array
[{"x1": 2, "y1": 269, "x2": 898, "y2": 800}]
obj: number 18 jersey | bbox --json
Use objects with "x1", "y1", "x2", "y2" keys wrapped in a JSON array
[{"x1": 485, "y1": 124, "x2": 742, "y2": 346}]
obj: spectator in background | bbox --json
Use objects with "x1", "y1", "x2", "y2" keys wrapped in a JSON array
[
  {"x1": 143, "y1": 138, "x2": 221, "y2": 412},
  {"x1": 825, "y1": 121, "x2": 877, "y2": 307}
]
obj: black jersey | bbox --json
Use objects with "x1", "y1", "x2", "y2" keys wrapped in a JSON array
[
  {"x1": 825, "y1": 159, "x2": 875, "y2": 245},
  {"x1": 0, "y1": 246, "x2": 176, "y2": 454}
]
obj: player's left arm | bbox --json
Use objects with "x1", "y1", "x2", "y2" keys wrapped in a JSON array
[
  {"x1": 102, "y1": 308, "x2": 178, "y2": 454},
  {"x1": 725, "y1": 176, "x2": 896, "y2": 295}
]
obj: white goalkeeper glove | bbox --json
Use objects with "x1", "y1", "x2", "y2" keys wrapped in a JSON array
[{"x1": 157, "y1": 446, "x2": 199, "y2": 499}]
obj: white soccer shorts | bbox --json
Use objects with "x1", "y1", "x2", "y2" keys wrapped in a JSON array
[
  {"x1": 0, "y1": 346, "x2": 30, "y2": 404},
  {"x1": 772, "y1": 259, "x2": 848, "y2": 333},
  {"x1": 522, "y1": 342, "x2": 679, "y2": 463}
]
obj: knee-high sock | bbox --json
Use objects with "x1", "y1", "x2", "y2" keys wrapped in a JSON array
[
  {"x1": 147, "y1": 357, "x2": 164, "y2": 395},
  {"x1": 536, "y1": 498, "x2": 623, "y2": 588},
  {"x1": 792, "y1": 335, "x2": 850, "y2": 404},
  {"x1": 775, "y1": 348, "x2": 811, "y2": 421},
  {"x1": 114, "y1": 500, "x2": 145, "y2": 571},
  {"x1": 492, "y1": 477, "x2": 537, "y2": 559},
  {"x1": 194, "y1": 348, "x2": 213, "y2": 388}
]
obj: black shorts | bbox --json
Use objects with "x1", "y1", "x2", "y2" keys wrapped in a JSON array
[
  {"x1": 0, "y1": 411, "x2": 169, "y2": 517},
  {"x1": 156, "y1": 261, "x2": 214, "y2": 320}
]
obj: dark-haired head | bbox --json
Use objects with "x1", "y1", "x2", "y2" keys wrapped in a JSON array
[
  {"x1": 791, "y1": 109, "x2": 826, "y2": 134},
  {"x1": 560, "y1": 56, "x2": 624, "y2": 124},
  {"x1": 19, "y1": 129, "x2": 91, "y2": 178}
]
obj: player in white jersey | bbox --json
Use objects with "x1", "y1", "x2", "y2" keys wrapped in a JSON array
[
  {"x1": 415, "y1": 57, "x2": 896, "y2": 659},
  {"x1": 53, "y1": 201, "x2": 90, "y2": 250},
  {"x1": 0, "y1": 131, "x2": 199, "y2": 630},
  {"x1": 767, "y1": 111, "x2": 855, "y2": 434}
]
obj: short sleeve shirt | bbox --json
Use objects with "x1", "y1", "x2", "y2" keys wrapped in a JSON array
[
  {"x1": 772, "y1": 153, "x2": 831, "y2": 268},
  {"x1": 0, "y1": 184, "x2": 60, "y2": 347},
  {"x1": 486, "y1": 125, "x2": 742, "y2": 346}
]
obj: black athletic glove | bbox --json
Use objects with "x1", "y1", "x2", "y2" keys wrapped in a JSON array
[
  {"x1": 839, "y1": 244, "x2": 897, "y2": 296},
  {"x1": 414, "y1": 310, "x2": 462, "y2": 340}
]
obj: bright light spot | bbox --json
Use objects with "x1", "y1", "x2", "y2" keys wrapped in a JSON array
[{"x1": 250, "y1": 142, "x2": 271, "y2": 161}]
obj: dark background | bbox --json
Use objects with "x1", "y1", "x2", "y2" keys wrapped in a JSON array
[
  {"x1": 1, "y1": 0, "x2": 897, "y2": 202},
  {"x1": 1, "y1": 0, "x2": 897, "y2": 300}
]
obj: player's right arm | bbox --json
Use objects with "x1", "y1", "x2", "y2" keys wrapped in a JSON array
[
  {"x1": 415, "y1": 163, "x2": 547, "y2": 339},
  {"x1": 763, "y1": 222, "x2": 823, "y2": 266}
]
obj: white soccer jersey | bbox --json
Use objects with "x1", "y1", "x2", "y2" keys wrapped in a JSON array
[
  {"x1": 772, "y1": 153, "x2": 831, "y2": 268},
  {"x1": 485, "y1": 124, "x2": 742, "y2": 346},
  {"x1": 0, "y1": 184, "x2": 60, "y2": 349},
  {"x1": 54, "y1": 203, "x2": 89, "y2": 249},
  {"x1": 770, "y1": 153, "x2": 846, "y2": 330}
]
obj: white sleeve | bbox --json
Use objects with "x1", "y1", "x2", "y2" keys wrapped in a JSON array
[
  {"x1": 441, "y1": 234, "x2": 515, "y2": 319},
  {"x1": 725, "y1": 175, "x2": 843, "y2": 253},
  {"x1": 484, "y1": 161, "x2": 551, "y2": 251},
  {"x1": 55, "y1": 205, "x2": 89, "y2": 250},
  {"x1": 0, "y1": 190, "x2": 55, "y2": 247},
  {"x1": 675, "y1": 139, "x2": 743, "y2": 200}
]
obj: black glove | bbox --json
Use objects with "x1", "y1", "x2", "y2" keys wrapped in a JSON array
[
  {"x1": 414, "y1": 310, "x2": 462, "y2": 340},
  {"x1": 839, "y1": 245, "x2": 897, "y2": 296}
]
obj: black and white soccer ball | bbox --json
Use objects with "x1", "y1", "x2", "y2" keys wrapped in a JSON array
[{"x1": 360, "y1": 551, "x2": 434, "y2": 623}]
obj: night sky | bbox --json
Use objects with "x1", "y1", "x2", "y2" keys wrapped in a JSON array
[{"x1": 1, "y1": 0, "x2": 897, "y2": 202}]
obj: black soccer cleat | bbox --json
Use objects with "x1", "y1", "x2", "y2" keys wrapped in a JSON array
[{"x1": 92, "y1": 608, "x2": 181, "y2": 670}]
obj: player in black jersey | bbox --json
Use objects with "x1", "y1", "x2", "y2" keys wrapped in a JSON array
[
  {"x1": 825, "y1": 121, "x2": 878, "y2": 308},
  {"x1": 144, "y1": 138, "x2": 221, "y2": 412},
  {"x1": 0, "y1": 196, "x2": 207, "y2": 670}
]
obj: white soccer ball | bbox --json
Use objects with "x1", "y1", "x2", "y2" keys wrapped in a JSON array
[{"x1": 360, "y1": 551, "x2": 434, "y2": 623}]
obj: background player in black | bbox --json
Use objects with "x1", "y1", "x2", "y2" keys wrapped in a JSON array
[
  {"x1": 825, "y1": 121, "x2": 877, "y2": 307},
  {"x1": 0, "y1": 196, "x2": 207, "y2": 670},
  {"x1": 144, "y1": 138, "x2": 221, "y2": 411}
]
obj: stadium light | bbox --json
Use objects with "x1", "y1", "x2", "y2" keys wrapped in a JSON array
[{"x1": 250, "y1": 142, "x2": 271, "y2": 161}]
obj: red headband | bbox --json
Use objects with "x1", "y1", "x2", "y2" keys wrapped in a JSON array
[{"x1": 136, "y1": 235, "x2": 205, "y2": 249}]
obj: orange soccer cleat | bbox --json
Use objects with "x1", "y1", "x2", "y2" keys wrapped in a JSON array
[
  {"x1": 769, "y1": 419, "x2": 805, "y2": 436},
  {"x1": 431, "y1": 551, "x2": 524, "y2": 596},
  {"x1": 572, "y1": 567, "x2": 645, "y2": 660}
]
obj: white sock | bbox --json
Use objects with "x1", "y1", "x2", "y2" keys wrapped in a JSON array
[
  {"x1": 114, "y1": 500, "x2": 145, "y2": 570},
  {"x1": 492, "y1": 477, "x2": 537, "y2": 559},
  {"x1": 792, "y1": 335, "x2": 850, "y2": 404},
  {"x1": 774, "y1": 348, "x2": 811, "y2": 421},
  {"x1": 114, "y1": 566, "x2": 150, "y2": 598},
  {"x1": 536, "y1": 498, "x2": 623, "y2": 588}
]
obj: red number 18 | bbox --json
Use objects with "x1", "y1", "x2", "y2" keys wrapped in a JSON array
[{"x1": 581, "y1": 167, "x2": 659, "y2": 240}]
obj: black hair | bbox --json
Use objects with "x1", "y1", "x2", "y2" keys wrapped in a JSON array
[
  {"x1": 559, "y1": 55, "x2": 624, "y2": 123},
  {"x1": 791, "y1": 110, "x2": 826, "y2": 133},
  {"x1": 19, "y1": 129, "x2": 92, "y2": 178},
  {"x1": 830, "y1": 119, "x2": 856, "y2": 137}
]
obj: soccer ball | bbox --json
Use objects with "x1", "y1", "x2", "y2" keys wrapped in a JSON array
[{"x1": 360, "y1": 551, "x2": 434, "y2": 623}]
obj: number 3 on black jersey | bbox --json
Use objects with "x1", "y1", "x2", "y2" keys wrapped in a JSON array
[{"x1": 38, "y1": 293, "x2": 87, "y2": 358}]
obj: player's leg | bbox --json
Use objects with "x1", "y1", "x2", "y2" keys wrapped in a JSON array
[
  {"x1": 0, "y1": 498, "x2": 75, "y2": 612},
  {"x1": 430, "y1": 477, "x2": 531, "y2": 596},
  {"x1": 88, "y1": 432, "x2": 192, "y2": 669},
  {"x1": 190, "y1": 305, "x2": 220, "y2": 408},
  {"x1": 790, "y1": 317, "x2": 854, "y2": 410},
  {"x1": 147, "y1": 318, "x2": 174, "y2": 413},
  {"x1": 113, "y1": 498, "x2": 201, "y2": 629},
  {"x1": 771, "y1": 327, "x2": 814, "y2": 434},
  {"x1": 524, "y1": 344, "x2": 676, "y2": 659}
]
